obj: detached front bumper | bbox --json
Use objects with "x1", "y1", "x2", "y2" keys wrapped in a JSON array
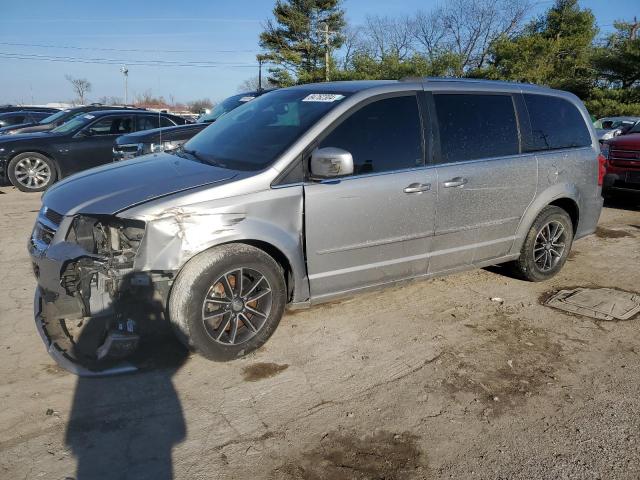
[{"x1": 34, "y1": 288, "x2": 137, "y2": 376}]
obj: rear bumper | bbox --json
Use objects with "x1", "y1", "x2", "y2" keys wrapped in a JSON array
[{"x1": 575, "y1": 194, "x2": 604, "y2": 240}]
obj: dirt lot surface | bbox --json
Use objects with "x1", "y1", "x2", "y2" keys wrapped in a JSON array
[{"x1": 1, "y1": 186, "x2": 639, "y2": 480}]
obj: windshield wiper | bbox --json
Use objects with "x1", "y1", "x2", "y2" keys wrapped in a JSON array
[{"x1": 181, "y1": 147, "x2": 221, "y2": 167}]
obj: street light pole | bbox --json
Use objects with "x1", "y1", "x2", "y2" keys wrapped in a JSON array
[{"x1": 120, "y1": 66, "x2": 129, "y2": 104}]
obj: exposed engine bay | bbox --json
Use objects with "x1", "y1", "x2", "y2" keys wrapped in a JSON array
[{"x1": 32, "y1": 212, "x2": 173, "y2": 375}]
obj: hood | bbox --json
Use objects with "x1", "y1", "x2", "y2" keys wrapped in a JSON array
[
  {"x1": 0, "y1": 131, "x2": 58, "y2": 144},
  {"x1": 608, "y1": 133, "x2": 640, "y2": 150},
  {"x1": 116, "y1": 123, "x2": 207, "y2": 145},
  {"x1": 9, "y1": 123, "x2": 53, "y2": 135},
  {"x1": 43, "y1": 152, "x2": 239, "y2": 216},
  {"x1": 0, "y1": 122, "x2": 36, "y2": 134}
]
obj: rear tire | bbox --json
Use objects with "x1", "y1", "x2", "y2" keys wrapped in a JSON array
[
  {"x1": 8, "y1": 152, "x2": 57, "y2": 192},
  {"x1": 512, "y1": 206, "x2": 574, "y2": 282},
  {"x1": 168, "y1": 244, "x2": 287, "y2": 361}
]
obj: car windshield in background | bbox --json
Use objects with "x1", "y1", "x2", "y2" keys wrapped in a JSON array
[
  {"x1": 39, "y1": 109, "x2": 71, "y2": 124},
  {"x1": 50, "y1": 114, "x2": 94, "y2": 134},
  {"x1": 198, "y1": 93, "x2": 256, "y2": 123},
  {"x1": 594, "y1": 118, "x2": 638, "y2": 130},
  {"x1": 184, "y1": 90, "x2": 350, "y2": 171}
]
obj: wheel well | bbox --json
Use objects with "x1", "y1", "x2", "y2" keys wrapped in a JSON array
[
  {"x1": 549, "y1": 198, "x2": 579, "y2": 233},
  {"x1": 236, "y1": 240, "x2": 295, "y2": 302}
]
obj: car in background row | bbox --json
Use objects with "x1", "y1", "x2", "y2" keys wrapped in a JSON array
[
  {"x1": 113, "y1": 90, "x2": 272, "y2": 161},
  {"x1": 0, "y1": 110, "x2": 190, "y2": 192},
  {"x1": 0, "y1": 111, "x2": 53, "y2": 129},
  {"x1": 0, "y1": 104, "x2": 149, "y2": 135},
  {"x1": 603, "y1": 129, "x2": 640, "y2": 194},
  {"x1": 594, "y1": 116, "x2": 640, "y2": 142},
  {"x1": 0, "y1": 105, "x2": 59, "y2": 114}
]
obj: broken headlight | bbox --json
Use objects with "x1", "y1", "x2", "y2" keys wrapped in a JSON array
[{"x1": 66, "y1": 215, "x2": 145, "y2": 268}]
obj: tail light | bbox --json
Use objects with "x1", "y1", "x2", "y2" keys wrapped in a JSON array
[{"x1": 597, "y1": 153, "x2": 607, "y2": 186}]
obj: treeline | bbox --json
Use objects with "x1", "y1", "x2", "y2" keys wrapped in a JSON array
[{"x1": 259, "y1": 0, "x2": 640, "y2": 117}]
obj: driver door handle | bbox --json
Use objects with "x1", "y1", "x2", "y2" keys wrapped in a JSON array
[
  {"x1": 442, "y1": 177, "x2": 468, "y2": 188},
  {"x1": 403, "y1": 182, "x2": 431, "y2": 194}
]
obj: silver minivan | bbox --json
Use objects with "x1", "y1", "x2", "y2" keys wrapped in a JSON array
[{"x1": 29, "y1": 79, "x2": 604, "y2": 375}]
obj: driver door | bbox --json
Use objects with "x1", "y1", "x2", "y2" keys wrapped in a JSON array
[
  {"x1": 304, "y1": 93, "x2": 436, "y2": 301},
  {"x1": 63, "y1": 115, "x2": 134, "y2": 174}
]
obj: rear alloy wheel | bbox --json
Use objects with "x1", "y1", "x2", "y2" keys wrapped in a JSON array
[
  {"x1": 8, "y1": 152, "x2": 56, "y2": 192},
  {"x1": 512, "y1": 205, "x2": 574, "y2": 282},
  {"x1": 169, "y1": 244, "x2": 286, "y2": 361}
]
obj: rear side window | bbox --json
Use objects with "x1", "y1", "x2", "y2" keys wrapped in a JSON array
[
  {"x1": 434, "y1": 94, "x2": 519, "y2": 163},
  {"x1": 319, "y1": 95, "x2": 423, "y2": 175},
  {"x1": 523, "y1": 94, "x2": 591, "y2": 151}
]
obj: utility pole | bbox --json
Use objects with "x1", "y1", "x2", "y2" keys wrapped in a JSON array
[
  {"x1": 257, "y1": 55, "x2": 267, "y2": 92},
  {"x1": 120, "y1": 65, "x2": 129, "y2": 104},
  {"x1": 322, "y1": 22, "x2": 330, "y2": 82},
  {"x1": 631, "y1": 17, "x2": 639, "y2": 41}
]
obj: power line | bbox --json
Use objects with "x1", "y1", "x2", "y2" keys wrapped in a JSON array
[
  {"x1": 0, "y1": 52, "x2": 259, "y2": 68},
  {"x1": 0, "y1": 41, "x2": 258, "y2": 54}
]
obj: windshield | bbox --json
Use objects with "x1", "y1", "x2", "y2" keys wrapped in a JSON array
[
  {"x1": 50, "y1": 114, "x2": 95, "y2": 134},
  {"x1": 197, "y1": 93, "x2": 258, "y2": 123},
  {"x1": 594, "y1": 118, "x2": 638, "y2": 130},
  {"x1": 183, "y1": 89, "x2": 349, "y2": 171},
  {"x1": 39, "y1": 109, "x2": 72, "y2": 125}
]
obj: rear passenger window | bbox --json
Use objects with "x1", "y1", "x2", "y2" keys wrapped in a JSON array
[
  {"x1": 523, "y1": 94, "x2": 591, "y2": 151},
  {"x1": 434, "y1": 94, "x2": 519, "y2": 163},
  {"x1": 319, "y1": 95, "x2": 423, "y2": 175}
]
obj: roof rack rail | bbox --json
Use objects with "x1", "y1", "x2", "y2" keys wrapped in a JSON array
[{"x1": 400, "y1": 76, "x2": 546, "y2": 88}]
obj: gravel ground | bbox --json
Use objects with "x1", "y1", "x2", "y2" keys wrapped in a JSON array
[{"x1": 0, "y1": 185, "x2": 639, "y2": 480}]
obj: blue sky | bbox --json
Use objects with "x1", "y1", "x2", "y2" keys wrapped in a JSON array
[{"x1": 1, "y1": 0, "x2": 638, "y2": 105}]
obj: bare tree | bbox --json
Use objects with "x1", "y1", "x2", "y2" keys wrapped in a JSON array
[
  {"x1": 438, "y1": 0, "x2": 530, "y2": 70},
  {"x1": 339, "y1": 25, "x2": 365, "y2": 69},
  {"x1": 362, "y1": 15, "x2": 416, "y2": 60},
  {"x1": 414, "y1": 8, "x2": 449, "y2": 60},
  {"x1": 236, "y1": 76, "x2": 275, "y2": 92},
  {"x1": 186, "y1": 99, "x2": 214, "y2": 114},
  {"x1": 65, "y1": 75, "x2": 92, "y2": 105}
]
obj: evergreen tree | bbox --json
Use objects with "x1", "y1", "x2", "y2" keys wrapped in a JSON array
[
  {"x1": 478, "y1": 0, "x2": 597, "y2": 98},
  {"x1": 259, "y1": 0, "x2": 345, "y2": 86}
]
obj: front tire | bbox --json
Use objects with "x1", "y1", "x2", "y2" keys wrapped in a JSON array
[
  {"x1": 512, "y1": 206, "x2": 574, "y2": 282},
  {"x1": 168, "y1": 244, "x2": 287, "y2": 361},
  {"x1": 8, "y1": 152, "x2": 57, "y2": 192}
]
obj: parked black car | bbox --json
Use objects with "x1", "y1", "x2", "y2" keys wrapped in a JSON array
[
  {"x1": 0, "y1": 110, "x2": 190, "y2": 192},
  {"x1": 0, "y1": 104, "x2": 150, "y2": 136},
  {"x1": 0, "y1": 105, "x2": 59, "y2": 114},
  {"x1": 113, "y1": 90, "x2": 271, "y2": 160},
  {"x1": 113, "y1": 123, "x2": 207, "y2": 160},
  {"x1": 0, "y1": 111, "x2": 53, "y2": 129}
]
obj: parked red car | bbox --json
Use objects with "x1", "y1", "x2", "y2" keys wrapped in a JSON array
[{"x1": 603, "y1": 132, "x2": 640, "y2": 193}]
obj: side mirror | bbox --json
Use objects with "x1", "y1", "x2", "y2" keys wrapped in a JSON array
[
  {"x1": 310, "y1": 147, "x2": 354, "y2": 179},
  {"x1": 79, "y1": 129, "x2": 93, "y2": 137},
  {"x1": 613, "y1": 129, "x2": 622, "y2": 137}
]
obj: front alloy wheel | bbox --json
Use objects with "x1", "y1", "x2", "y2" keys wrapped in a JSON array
[
  {"x1": 169, "y1": 244, "x2": 286, "y2": 361},
  {"x1": 201, "y1": 268, "x2": 273, "y2": 345}
]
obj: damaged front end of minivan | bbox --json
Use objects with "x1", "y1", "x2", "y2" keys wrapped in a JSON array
[{"x1": 30, "y1": 208, "x2": 173, "y2": 376}]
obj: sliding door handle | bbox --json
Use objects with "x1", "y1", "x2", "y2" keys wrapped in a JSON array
[
  {"x1": 442, "y1": 177, "x2": 467, "y2": 188},
  {"x1": 403, "y1": 182, "x2": 431, "y2": 194}
]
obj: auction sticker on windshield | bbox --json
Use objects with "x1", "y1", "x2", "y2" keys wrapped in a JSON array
[{"x1": 302, "y1": 94, "x2": 345, "y2": 102}]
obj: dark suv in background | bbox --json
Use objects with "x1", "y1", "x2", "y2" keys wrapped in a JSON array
[
  {"x1": 0, "y1": 109, "x2": 190, "y2": 192},
  {"x1": 0, "y1": 104, "x2": 149, "y2": 136},
  {"x1": 0, "y1": 105, "x2": 59, "y2": 114},
  {"x1": 113, "y1": 90, "x2": 270, "y2": 160},
  {"x1": 0, "y1": 110, "x2": 54, "y2": 129}
]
